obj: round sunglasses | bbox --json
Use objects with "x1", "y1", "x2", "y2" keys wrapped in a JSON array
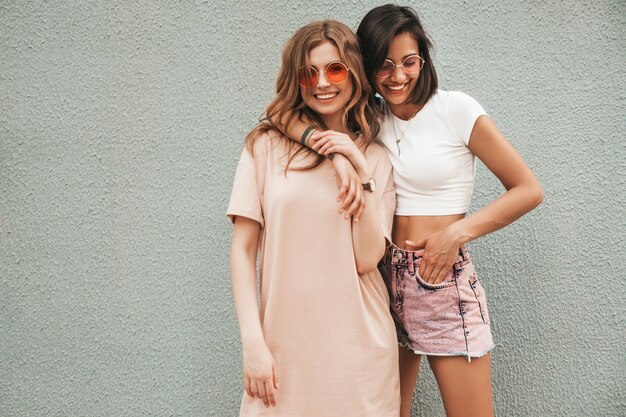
[
  {"x1": 298, "y1": 62, "x2": 350, "y2": 87},
  {"x1": 375, "y1": 54, "x2": 424, "y2": 78}
]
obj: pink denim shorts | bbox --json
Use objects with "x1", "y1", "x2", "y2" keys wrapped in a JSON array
[{"x1": 380, "y1": 244, "x2": 494, "y2": 360}]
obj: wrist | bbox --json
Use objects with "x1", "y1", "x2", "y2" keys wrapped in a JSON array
[
  {"x1": 356, "y1": 166, "x2": 371, "y2": 182},
  {"x1": 352, "y1": 156, "x2": 370, "y2": 180},
  {"x1": 330, "y1": 153, "x2": 347, "y2": 164},
  {"x1": 300, "y1": 126, "x2": 317, "y2": 148},
  {"x1": 448, "y1": 221, "x2": 472, "y2": 246},
  {"x1": 241, "y1": 333, "x2": 265, "y2": 350}
]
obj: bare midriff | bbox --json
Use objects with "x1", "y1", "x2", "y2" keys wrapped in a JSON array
[{"x1": 392, "y1": 214, "x2": 466, "y2": 250}]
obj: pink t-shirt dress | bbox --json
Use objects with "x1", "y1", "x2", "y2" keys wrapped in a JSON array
[{"x1": 227, "y1": 132, "x2": 400, "y2": 417}]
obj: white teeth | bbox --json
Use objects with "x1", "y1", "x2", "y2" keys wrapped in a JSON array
[
  {"x1": 316, "y1": 93, "x2": 338, "y2": 100},
  {"x1": 388, "y1": 84, "x2": 406, "y2": 91}
]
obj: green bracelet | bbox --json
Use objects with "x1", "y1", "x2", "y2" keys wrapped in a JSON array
[
  {"x1": 304, "y1": 128, "x2": 317, "y2": 148},
  {"x1": 300, "y1": 126, "x2": 315, "y2": 147}
]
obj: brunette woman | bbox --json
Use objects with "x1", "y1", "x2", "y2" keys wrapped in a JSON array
[{"x1": 276, "y1": 5, "x2": 543, "y2": 417}]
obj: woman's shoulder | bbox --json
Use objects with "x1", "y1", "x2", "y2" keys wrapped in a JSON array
[
  {"x1": 251, "y1": 128, "x2": 285, "y2": 145},
  {"x1": 435, "y1": 89, "x2": 482, "y2": 109},
  {"x1": 425, "y1": 89, "x2": 486, "y2": 127},
  {"x1": 245, "y1": 128, "x2": 288, "y2": 158}
]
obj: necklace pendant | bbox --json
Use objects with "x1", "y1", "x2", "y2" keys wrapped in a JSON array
[{"x1": 396, "y1": 138, "x2": 401, "y2": 156}]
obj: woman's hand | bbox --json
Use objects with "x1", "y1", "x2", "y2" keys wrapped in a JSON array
[
  {"x1": 405, "y1": 225, "x2": 464, "y2": 284},
  {"x1": 331, "y1": 154, "x2": 365, "y2": 220},
  {"x1": 242, "y1": 340, "x2": 279, "y2": 408},
  {"x1": 309, "y1": 130, "x2": 368, "y2": 175}
]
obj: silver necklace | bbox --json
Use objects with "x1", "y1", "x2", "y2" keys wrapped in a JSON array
[{"x1": 390, "y1": 107, "x2": 420, "y2": 156}]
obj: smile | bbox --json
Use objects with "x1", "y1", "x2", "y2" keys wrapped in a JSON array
[
  {"x1": 314, "y1": 92, "x2": 339, "y2": 101},
  {"x1": 385, "y1": 83, "x2": 408, "y2": 92}
]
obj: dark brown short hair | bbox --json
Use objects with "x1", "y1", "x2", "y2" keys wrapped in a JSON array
[{"x1": 357, "y1": 4, "x2": 438, "y2": 107}]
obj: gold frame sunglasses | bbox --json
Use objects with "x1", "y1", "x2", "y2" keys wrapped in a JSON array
[
  {"x1": 298, "y1": 61, "x2": 351, "y2": 87},
  {"x1": 375, "y1": 55, "x2": 424, "y2": 78}
]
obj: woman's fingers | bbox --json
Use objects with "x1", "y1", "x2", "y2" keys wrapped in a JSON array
[
  {"x1": 341, "y1": 179, "x2": 356, "y2": 219},
  {"x1": 418, "y1": 263, "x2": 430, "y2": 282},
  {"x1": 312, "y1": 131, "x2": 355, "y2": 157},
  {"x1": 348, "y1": 178, "x2": 363, "y2": 220},
  {"x1": 337, "y1": 180, "x2": 348, "y2": 203},
  {"x1": 310, "y1": 129, "x2": 334, "y2": 141},
  {"x1": 322, "y1": 145, "x2": 349, "y2": 157},
  {"x1": 338, "y1": 184, "x2": 351, "y2": 213},
  {"x1": 241, "y1": 343, "x2": 278, "y2": 407},
  {"x1": 307, "y1": 133, "x2": 323, "y2": 149},
  {"x1": 338, "y1": 178, "x2": 352, "y2": 216},
  {"x1": 419, "y1": 254, "x2": 435, "y2": 282},
  {"x1": 336, "y1": 169, "x2": 349, "y2": 203},
  {"x1": 354, "y1": 196, "x2": 365, "y2": 221},
  {"x1": 332, "y1": 154, "x2": 362, "y2": 217},
  {"x1": 272, "y1": 362, "x2": 280, "y2": 390},
  {"x1": 317, "y1": 140, "x2": 334, "y2": 154},
  {"x1": 435, "y1": 258, "x2": 456, "y2": 284},
  {"x1": 339, "y1": 175, "x2": 364, "y2": 217},
  {"x1": 430, "y1": 266, "x2": 446, "y2": 284},
  {"x1": 310, "y1": 132, "x2": 334, "y2": 152},
  {"x1": 407, "y1": 237, "x2": 458, "y2": 284},
  {"x1": 321, "y1": 143, "x2": 352, "y2": 158},
  {"x1": 256, "y1": 379, "x2": 269, "y2": 407},
  {"x1": 404, "y1": 239, "x2": 426, "y2": 250},
  {"x1": 249, "y1": 379, "x2": 259, "y2": 399},
  {"x1": 244, "y1": 375, "x2": 254, "y2": 397},
  {"x1": 422, "y1": 256, "x2": 454, "y2": 283},
  {"x1": 264, "y1": 380, "x2": 277, "y2": 407},
  {"x1": 326, "y1": 141, "x2": 365, "y2": 220}
]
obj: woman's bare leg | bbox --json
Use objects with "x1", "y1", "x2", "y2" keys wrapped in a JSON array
[
  {"x1": 428, "y1": 353, "x2": 494, "y2": 417},
  {"x1": 399, "y1": 346, "x2": 422, "y2": 417}
]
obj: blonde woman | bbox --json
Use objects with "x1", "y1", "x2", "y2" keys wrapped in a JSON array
[{"x1": 227, "y1": 20, "x2": 400, "y2": 416}]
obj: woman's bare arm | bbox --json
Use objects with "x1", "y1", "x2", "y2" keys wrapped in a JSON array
[
  {"x1": 408, "y1": 116, "x2": 544, "y2": 283},
  {"x1": 230, "y1": 217, "x2": 279, "y2": 407}
]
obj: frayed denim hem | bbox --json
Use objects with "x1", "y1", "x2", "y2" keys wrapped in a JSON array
[{"x1": 398, "y1": 341, "x2": 495, "y2": 363}]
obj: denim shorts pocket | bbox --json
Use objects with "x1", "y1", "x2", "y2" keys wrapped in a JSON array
[
  {"x1": 414, "y1": 269, "x2": 456, "y2": 290},
  {"x1": 468, "y1": 273, "x2": 490, "y2": 325},
  {"x1": 390, "y1": 265, "x2": 407, "y2": 315}
]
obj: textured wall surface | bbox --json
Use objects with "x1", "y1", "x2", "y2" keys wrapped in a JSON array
[{"x1": 1, "y1": 1, "x2": 624, "y2": 416}]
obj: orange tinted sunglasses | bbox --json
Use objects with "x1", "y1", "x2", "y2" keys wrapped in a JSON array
[{"x1": 298, "y1": 62, "x2": 350, "y2": 87}]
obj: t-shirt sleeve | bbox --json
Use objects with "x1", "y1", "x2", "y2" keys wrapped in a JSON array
[
  {"x1": 226, "y1": 145, "x2": 265, "y2": 228},
  {"x1": 379, "y1": 172, "x2": 396, "y2": 243},
  {"x1": 372, "y1": 149, "x2": 396, "y2": 243},
  {"x1": 447, "y1": 91, "x2": 488, "y2": 146}
]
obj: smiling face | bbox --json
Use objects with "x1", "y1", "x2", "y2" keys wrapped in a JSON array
[
  {"x1": 300, "y1": 41, "x2": 353, "y2": 129},
  {"x1": 373, "y1": 32, "x2": 421, "y2": 108}
]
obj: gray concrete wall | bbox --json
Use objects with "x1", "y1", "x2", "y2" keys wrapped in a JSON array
[{"x1": 1, "y1": 1, "x2": 623, "y2": 416}]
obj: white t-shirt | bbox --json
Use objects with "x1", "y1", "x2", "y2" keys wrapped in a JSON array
[{"x1": 377, "y1": 89, "x2": 488, "y2": 216}]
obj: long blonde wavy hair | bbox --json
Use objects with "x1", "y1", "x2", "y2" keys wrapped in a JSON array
[{"x1": 245, "y1": 20, "x2": 381, "y2": 171}]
